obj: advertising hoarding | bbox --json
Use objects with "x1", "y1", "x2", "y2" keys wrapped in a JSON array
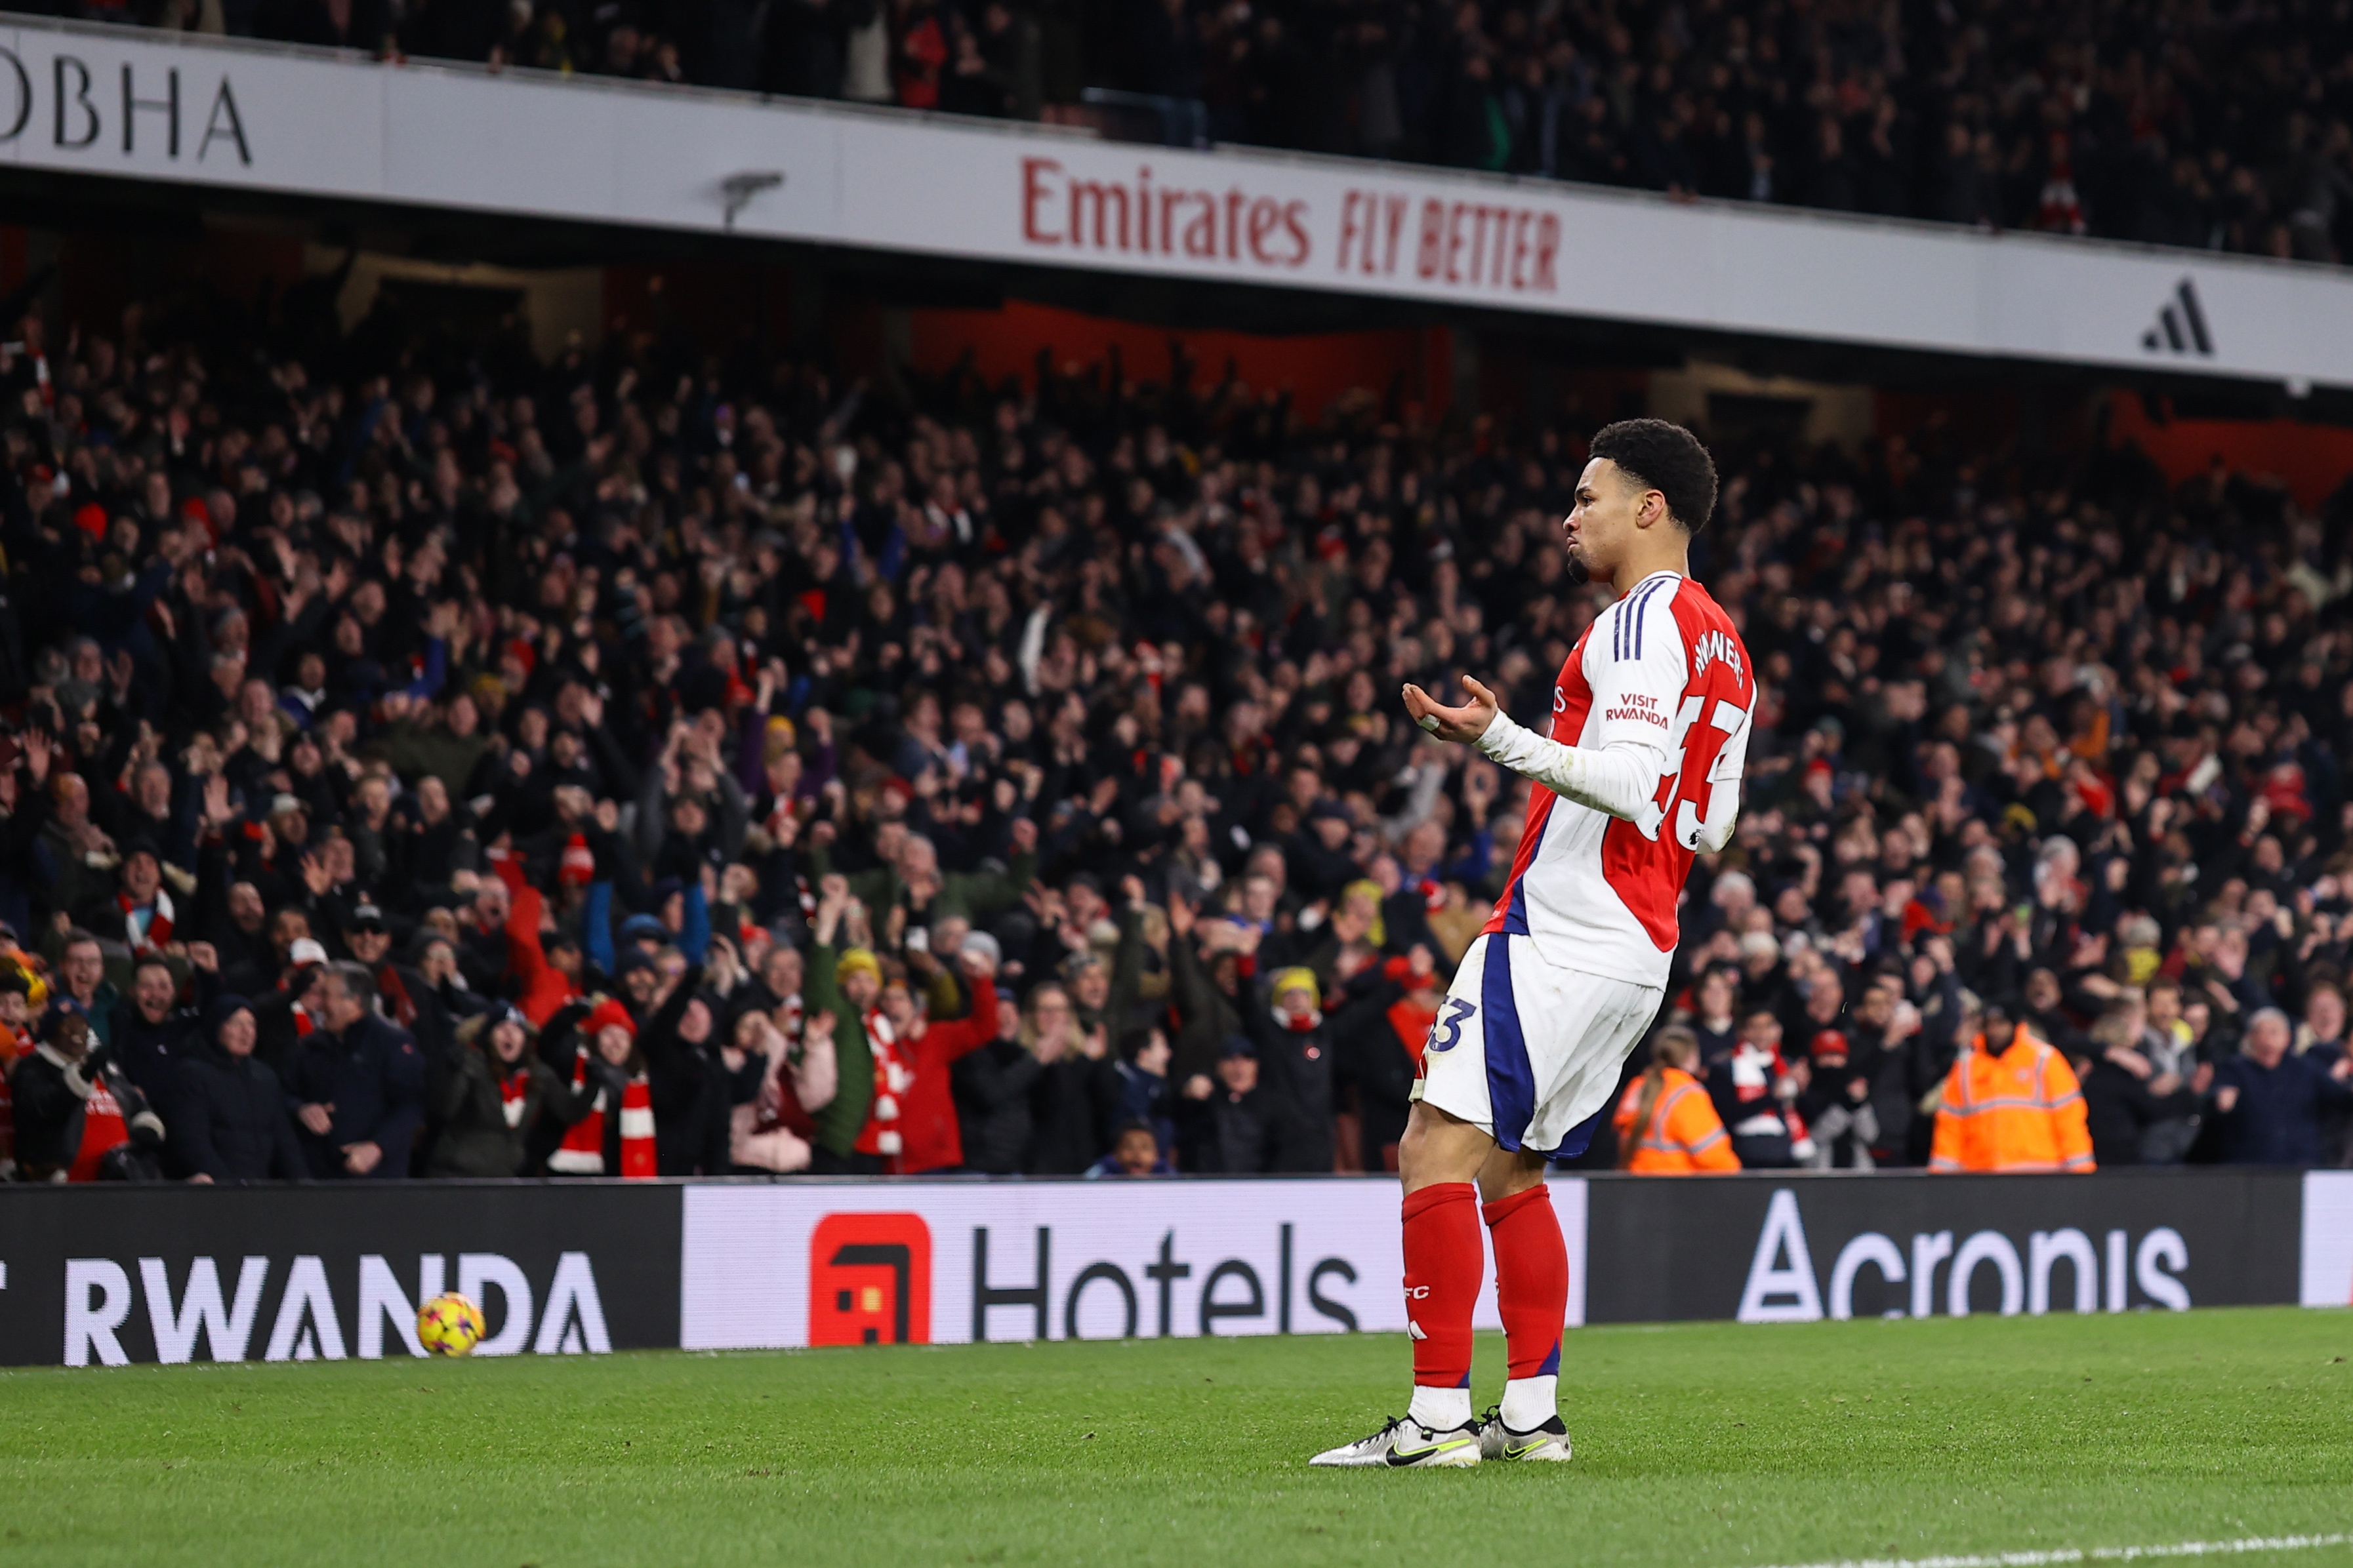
[
  {"x1": 679, "y1": 1178, "x2": 1587, "y2": 1349},
  {"x1": 1585, "y1": 1171, "x2": 2305, "y2": 1325},
  {"x1": 0, "y1": 1182, "x2": 680, "y2": 1367}
]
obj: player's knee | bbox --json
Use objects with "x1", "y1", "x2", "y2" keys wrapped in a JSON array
[
  {"x1": 1475, "y1": 1154, "x2": 1547, "y2": 1207},
  {"x1": 1399, "y1": 1103, "x2": 1490, "y2": 1192}
]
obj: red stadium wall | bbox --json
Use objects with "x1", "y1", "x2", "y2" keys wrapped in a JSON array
[
  {"x1": 2107, "y1": 391, "x2": 2353, "y2": 510},
  {"x1": 905, "y1": 299, "x2": 1457, "y2": 424}
]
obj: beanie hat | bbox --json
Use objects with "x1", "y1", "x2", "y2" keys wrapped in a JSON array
[
  {"x1": 1269, "y1": 967, "x2": 1320, "y2": 1006},
  {"x1": 202, "y1": 993, "x2": 255, "y2": 1041},
  {"x1": 585, "y1": 996, "x2": 637, "y2": 1041},
  {"x1": 559, "y1": 834, "x2": 596, "y2": 886},
  {"x1": 836, "y1": 948, "x2": 882, "y2": 988}
]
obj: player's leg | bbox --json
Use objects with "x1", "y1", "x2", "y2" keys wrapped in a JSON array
[
  {"x1": 1307, "y1": 1101, "x2": 1492, "y2": 1467},
  {"x1": 1309, "y1": 938, "x2": 1504, "y2": 1468},
  {"x1": 1397, "y1": 1101, "x2": 1494, "y2": 1430},
  {"x1": 1477, "y1": 1143, "x2": 1573, "y2": 1461},
  {"x1": 1473, "y1": 961, "x2": 1661, "y2": 1462}
]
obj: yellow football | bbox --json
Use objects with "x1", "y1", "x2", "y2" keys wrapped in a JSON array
[{"x1": 417, "y1": 1292, "x2": 487, "y2": 1357}]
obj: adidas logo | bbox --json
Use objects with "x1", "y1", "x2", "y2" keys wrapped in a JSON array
[{"x1": 2141, "y1": 277, "x2": 2215, "y2": 357}]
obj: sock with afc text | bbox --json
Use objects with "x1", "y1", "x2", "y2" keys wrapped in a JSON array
[
  {"x1": 1401, "y1": 1180, "x2": 1481, "y2": 1428},
  {"x1": 1484, "y1": 1182, "x2": 1566, "y2": 1428}
]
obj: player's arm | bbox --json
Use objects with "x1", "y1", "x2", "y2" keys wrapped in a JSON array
[
  {"x1": 1471, "y1": 702, "x2": 1667, "y2": 822},
  {"x1": 1688, "y1": 701, "x2": 1752, "y2": 854},
  {"x1": 1402, "y1": 611, "x2": 1677, "y2": 823}
]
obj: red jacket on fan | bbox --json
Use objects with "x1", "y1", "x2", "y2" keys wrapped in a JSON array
[{"x1": 853, "y1": 977, "x2": 998, "y2": 1173}]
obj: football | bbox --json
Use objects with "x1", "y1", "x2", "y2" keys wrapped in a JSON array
[{"x1": 417, "y1": 1293, "x2": 487, "y2": 1357}]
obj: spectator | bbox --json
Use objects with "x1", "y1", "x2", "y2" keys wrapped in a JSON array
[
  {"x1": 2209, "y1": 1008, "x2": 2353, "y2": 1166},
  {"x1": 10, "y1": 999, "x2": 166, "y2": 1182},
  {"x1": 1241, "y1": 965, "x2": 1336, "y2": 1173},
  {"x1": 954, "y1": 986, "x2": 1043, "y2": 1175},
  {"x1": 1794, "y1": 1027, "x2": 1879, "y2": 1170},
  {"x1": 49, "y1": 931, "x2": 117, "y2": 1047},
  {"x1": 541, "y1": 995, "x2": 659, "y2": 1178},
  {"x1": 1087, "y1": 1119, "x2": 1173, "y2": 1177},
  {"x1": 1930, "y1": 1001, "x2": 2095, "y2": 1174},
  {"x1": 1614, "y1": 1026, "x2": 1738, "y2": 1174},
  {"x1": 728, "y1": 1007, "x2": 840, "y2": 1173},
  {"x1": 110, "y1": 952, "x2": 203, "y2": 1108},
  {"x1": 289, "y1": 962, "x2": 426, "y2": 1179},
  {"x1": 803, "y1": 877, "x2": 880, "y2": 1173},
  {"x1": 1110, "y1": 1025, "x2": 1177, "y2": 1157},
  {"x1": 1022, "y1": 980, "x2": 1115, "y2": 1173},
  {"x1": 170, "y1": 995, "x2": 307, "y2": 1183},
  {"x1": 854, "y1": 948, "x2": 1000, "y2": 1173},
  {"x1": 426, "y1": 1001, "x2": 588, "y2": 1177},
  {"x1": 1709, "y1": 1009, "x2": 1812, "y2": 1168},
  {"x1": 1176, "y1": 1037, "x2": 1284, "y2": 1173},
  {"x1": 2079, "y1": 1003, "x2": 2203, "y2": 1169}
]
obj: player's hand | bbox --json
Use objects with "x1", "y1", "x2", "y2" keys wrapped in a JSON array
[{"x1": 1401, "y1": 675, "x2": 1499, "y2": 745}]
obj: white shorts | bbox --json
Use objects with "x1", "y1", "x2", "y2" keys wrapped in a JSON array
[{"x1": 1412, "y1": 933, "x2": 1664, "y2": 1158}]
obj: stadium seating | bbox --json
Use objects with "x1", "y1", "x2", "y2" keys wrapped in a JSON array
[{"x1": 0, "y1": 279, "x2": 2348, "y2": 1185}]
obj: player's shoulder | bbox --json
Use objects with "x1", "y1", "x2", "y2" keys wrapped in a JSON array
[
  {"x1": 1661, "y1": 573, "x2": 1738, "y2": 631},
  {"x1": 1661, "y1": 576, "x2": 1749, "y2": 689},
  {"x1": 1596, "y1": 572, "x2": 1685, "y2": 660}
]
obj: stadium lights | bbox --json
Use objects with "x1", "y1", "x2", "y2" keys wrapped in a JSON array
[{"x1": 721, "y1": 171, "x2": 785, "y2": 231}]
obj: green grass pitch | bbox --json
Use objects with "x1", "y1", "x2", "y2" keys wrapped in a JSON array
[{"x1": 7, "y1": 1308, "x2": 2353, "y2": 1567}]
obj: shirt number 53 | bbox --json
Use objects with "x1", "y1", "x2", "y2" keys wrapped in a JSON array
[{"x1": 1633, "y1": 694, "x2": 1748, "y2": 847}]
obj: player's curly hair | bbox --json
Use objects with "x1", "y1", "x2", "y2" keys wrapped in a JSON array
[{"x1": 1589, "y1": 418, "x2": 1719, "y2": 534}]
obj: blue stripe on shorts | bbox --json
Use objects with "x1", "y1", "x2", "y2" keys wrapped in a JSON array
[
  {"x1": 1482, "y1": 935, "x2": 1536, "y2": 1152},
  {"x1": 1541, "y1": 1102, "x2": 1610, "y2": 1162}
]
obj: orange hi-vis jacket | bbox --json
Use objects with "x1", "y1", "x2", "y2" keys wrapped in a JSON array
[
  {"x1": 1929, "y1": 1024, "x2": 2095, "y2": 1173},
  {"x1": 1614, "y1": 1066, "x2": 1740, "y2": 1173}
]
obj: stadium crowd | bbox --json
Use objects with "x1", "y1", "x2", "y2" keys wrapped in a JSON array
[
  {"x1": 0, "y1": 277, "x2": 2350, "y2": 1186},
  {"x1": 44, "y1": 0, "x2": 2353, "y2": 266}
]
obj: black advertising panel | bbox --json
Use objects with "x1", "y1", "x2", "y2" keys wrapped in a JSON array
[
  {"x1": 0, "y1": 1183, "x2": 682, "y2": 1367},
  {"x1": 1584, "y1": 1169, "x2": 2304, "y2": 1325}
]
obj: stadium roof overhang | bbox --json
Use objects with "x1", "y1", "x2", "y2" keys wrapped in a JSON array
[{"x1": 4, "y1": 17, "x2": 2350, "y2": 401}]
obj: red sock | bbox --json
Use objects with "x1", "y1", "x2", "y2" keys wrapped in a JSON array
[
  {"x1": 1484, "y1": 1184, "x2": 1567, "y2": 1380},
  {"x1": 1401, "y1": 1182, "x2": 1482, "y2": 1389}
]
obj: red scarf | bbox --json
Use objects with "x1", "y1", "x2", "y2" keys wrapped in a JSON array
[
  {"x1": 857, "y1": 1010, "x2": 912, "y2": 1159},
  {"x1": 68, "y1": 1076, "x2": 129, "y2": 1182},
  {"x1": 498, "y1": 1065, "x2": 531, "y2": 1129},
  {"x1": 550, "y1": 1051, "x2": 656, "y2": 1178},
  {"x1": 750, "y1": 995, "x2": 815, "y2": 1138},
  {"x1": 119, "y1": 889, "x2": 173, "y2": 956},
  {"x1": 277, "y1": 970, "x2": 315, "y2": 1037},
  {"x1": 377, "y1": 965, "x2": 418, "y2": 1028}
]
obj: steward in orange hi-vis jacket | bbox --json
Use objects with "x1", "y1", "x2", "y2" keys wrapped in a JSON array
[
  {"x1": 1929, "y1": 1005, "x2": 2095, "y2": 1173},
  {"x1": 1614, "y1": 1026, "x2": 1740, "y2": 1173}
]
